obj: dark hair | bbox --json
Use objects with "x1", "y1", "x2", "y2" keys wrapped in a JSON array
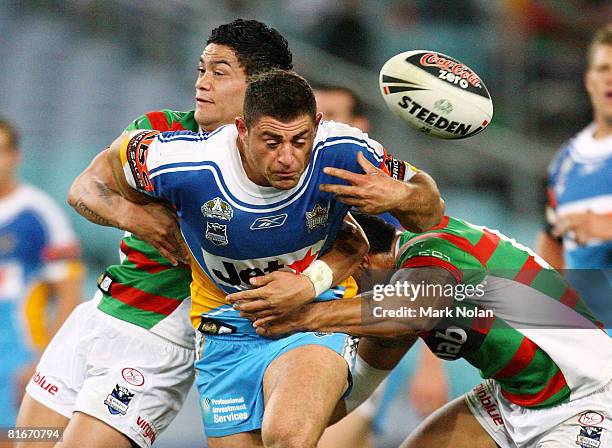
[
  {"x1": 0, "y1": 118, "x2": 20, "y2": 150},
  {"x1": 207, "y1": 19, "x2": 293, "y2": 76},
  {"x1": 313, "y1": 84, "x2": 366, "y2": 118},
  {"x1": 587, "y1": 23, "x2": 612, "y2": 68},
  {"x1": 351, "y1": 211, "x2": 397, "y2": 254},
  {"x1": 244, "y1": 70, "x2": 317, "y2": 127}
]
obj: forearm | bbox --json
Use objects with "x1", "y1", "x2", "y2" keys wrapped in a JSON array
[
  {"x1": 68, "y1": 148, "x2": 136, "y2": 229},
  {"x1": 319, "y1": 212, "x2": 369, "y2": 285},
  {"x1": 392, "y1": 172, "x2": 444, "y2": 232}
]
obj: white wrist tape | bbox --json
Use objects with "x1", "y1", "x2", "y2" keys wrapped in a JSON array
[{"x1": 302, "y1": 260, "x2": 334, "y2": 297}]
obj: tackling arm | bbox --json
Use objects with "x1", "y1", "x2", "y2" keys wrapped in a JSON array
[{"x1": 255, "y1": 266, "x2": 456, "y2": 338}]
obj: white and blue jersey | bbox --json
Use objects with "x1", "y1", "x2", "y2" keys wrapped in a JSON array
[
  {"x1": 121, "y1": 121, "x2": 417, "y2": 335},
  {"x1": 120, "y1": 121, "x2": 418, "y2": 437},
  {"x1": 0, "y1": 184, "x2": 81, "y2": 425},
  {"x1": 546, "y1": 124, "x2": 612, "y2": 269}
]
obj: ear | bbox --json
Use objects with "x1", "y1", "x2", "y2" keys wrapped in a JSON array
[
  {"x1": 236, "y1": 117, "x2": 248, "y2": 144},
  {"x1": 360, "y1": 254, "x2": 371, "y2": 270},
  {"x1": 315, "y1": 112, "x2": 323, "y2": 127},
  {"x1": 584, "y1": 70, "x2": 593, "y2": 96}
]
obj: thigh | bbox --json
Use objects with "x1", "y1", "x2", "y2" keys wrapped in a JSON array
[
  {"x1": 401, "y1": 396, "x2": 499, "y2": 448},
  {"x1": 56, "y1": 411, "x2": 132, "y2": 448},
  {"x1": 14, "y1": 393, "x2": 69, "y2": 448},
  {"x1": 262, "y1": 344, "x2": 349, "y2": 448}
]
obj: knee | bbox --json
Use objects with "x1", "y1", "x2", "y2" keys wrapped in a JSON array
[{"x1": 262, "y1": 424, "x2": 318, "y2": 448}]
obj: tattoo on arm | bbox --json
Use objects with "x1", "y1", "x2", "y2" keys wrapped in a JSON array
[
  {"x1": 94, "y1": 179, "x2": 115, "y2": 206},
  {"x1": 74, "y1": 199, "x2": 114, "y2": 226}
]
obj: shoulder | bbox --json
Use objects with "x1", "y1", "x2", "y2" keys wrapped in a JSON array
[
  {"x1": 5, "y1": 185, "x2": 76, "y2": 242},
  {"x1": 126, "y1": 109, "x2": 197, "y2": 132},
  {"x1": 314, "y1": 121, "x2": 384, "y2": 162}
]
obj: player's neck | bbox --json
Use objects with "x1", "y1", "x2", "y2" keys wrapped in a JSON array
[
  {"x1": 592, "y1": 116, "x2": 612, "y2": 139},
  {"x1": 0, "y1": 179, "x2": 18, "y2": 199},
  {"x1": 235, "y1": 137, "x2": 270, "y2": 187}
]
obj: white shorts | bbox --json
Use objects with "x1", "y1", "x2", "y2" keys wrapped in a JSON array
[
  {"x1": 26, "y1": 295, "x2": 195, "y2": 448},
  {"x1": 465, "y1": 379, "x2": 612, "y2": 448}
]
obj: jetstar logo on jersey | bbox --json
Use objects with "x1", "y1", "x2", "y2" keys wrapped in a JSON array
[
  {"x1": 203, "y1": 239, "x2": 325, "y2": 288},
  {"x1": 104, "y1": 384, "x2": 134, "y2": 415},
  {"x1": 201, "y1": 197, "x2": 233, "y2": 221},
  {"x1": 127, "y1": 131, "x2": 159, "y2": 192},
  {"x1": 306, "y1": 203, "x2": 330, "y2": 231},
  {"x1": 137, "y1": 416, "x2": 157, "y2": 444},
  {"x1": 31, "y1": 372, "x2": 60, "y2": 396}
]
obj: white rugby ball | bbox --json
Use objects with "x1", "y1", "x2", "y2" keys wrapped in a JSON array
[{"x1": 379, "y1": 50, "x2": 493, "y2": 139}]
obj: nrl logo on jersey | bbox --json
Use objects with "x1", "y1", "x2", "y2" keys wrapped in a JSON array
[
  {"x1": 306, "y1": 202, "x2": 330, "y2": 231},
  {"x1": 201, "y1": 197, "x2": 233, "y2": 221},
  {"x1": 206, "y1": 222, "x2": 229, "y2": 246},
  {"x1": 104, "y1": 384, "x2": 134, "y2": 415}
]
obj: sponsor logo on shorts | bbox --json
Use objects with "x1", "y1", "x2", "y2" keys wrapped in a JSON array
[
  {"x1": 136, "y1": 416, "x2": 157, "y2": 444},
  {"x1": 579, "y1": 412, "x2": 605, "y2": 427},
  {"x1": 104, "y1": 384, "x2": 134, "y2": 415},
  {"x1": 121, "y1": 367, "x2": 145, "y2": 387},
  {"x1": 473, "y1": 383, "x2": 503, "y2": 426},
  {"x1": 31, "y1": 372, "x2": 60, "y2": 396},
  {"x1": 576, "y1": 426, "x2": 603, "y2": 448},
  {"x1": 201, "y1": 396, "x2": 248, "y2": 425}
]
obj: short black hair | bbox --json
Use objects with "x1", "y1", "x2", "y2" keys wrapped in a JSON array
[
  {"x1": 0, "y1": 117, "x2": 20, "y2": 150},
  {"x1": 244, "y1": 70, "x2": 317, "y2": 128},
  {"x1": 587, "y1": 23, "x2": 612, "y2": 68},
  {"x1": 351, "y1": 211, "x2": 397, "y2": 254},
  {"x1": 313, "y1": 84, "x2": 366, "y2": 118},
  {"x1": 207, "y1": 19, "x2": 293, "y2": 76}
]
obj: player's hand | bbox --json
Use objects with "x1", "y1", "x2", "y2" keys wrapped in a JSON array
[
  {"x1": 319, "y1": 152, "x2": 405, "y2": 214},
  {"x1": 121, "y1": 202, "x2": 189, "y2": 266},
  {"x1": 553, "y1": 212, "x2": 612, "y2": 245},
  {"x1": 253, "y1": 305, "x2": 312, "y2": 338},
  {"x1": 226, "y1": 270, "x2": 316, "y2": 320}
]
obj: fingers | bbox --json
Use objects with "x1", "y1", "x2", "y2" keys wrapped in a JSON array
[
  {"x1": 323, "y1": 166, "x2": 365, "y2": 184},
  {"x1": 226, "y1": 287, "x2": 267, "y2": 304},
  {"x1": 357, "y1": 151, "x2": 381, "y2": 174},
  {"x1": 148, "y1": 240, "x2": 179, "y2": 266},
  {"x1": 233, "y1": 299, "x2": 270, "y2": 313},
  {"x1": 252, "y1": 314, "x2": 280, "y2": 327}
]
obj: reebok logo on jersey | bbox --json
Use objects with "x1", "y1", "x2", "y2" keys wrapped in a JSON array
[{"x1": 250, "y1": 214, "x2": 288, "y2": 230}]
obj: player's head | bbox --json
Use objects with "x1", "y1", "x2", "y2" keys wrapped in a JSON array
[
  {"x1": 585, "y1": 23, "x2": 612, "y2": 127},
  {"x1": 195, "y1": 19, "x2": 293, "y2": 132},
  {"x1": 236, "y1": 69, "x2": 321, "y2": 190},
  {"x1": 314, "y1": 85, "x2": 370, "y2": 132},
  {"x1": 0, "y1": 118, "x2": 21, "y2": 190}
]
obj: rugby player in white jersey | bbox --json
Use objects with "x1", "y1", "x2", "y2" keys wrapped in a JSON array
[{"x1": 106, "y1": 70, "x2": 444, "y2": 448}]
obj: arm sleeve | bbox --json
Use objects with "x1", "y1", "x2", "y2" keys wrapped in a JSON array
[
  {"x1": 119, "y1": 130, "x2": 163, "y2": 197},
  {"x1": 395, "y1": 234, "x2": 483, "y2": 284}
]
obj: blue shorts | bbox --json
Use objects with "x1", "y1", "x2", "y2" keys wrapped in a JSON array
[{"x1": 195, "y1": 331, "x2": 357, "y2": 438}]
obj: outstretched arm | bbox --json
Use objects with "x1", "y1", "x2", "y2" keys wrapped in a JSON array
[
  {"x1": 320, "y1": 152, "x2": 444, "y2": 232},
  {"x1": 255, "y1": 266, "x2": 456, "y2": 338}
]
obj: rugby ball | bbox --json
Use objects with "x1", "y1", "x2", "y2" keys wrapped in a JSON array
[{"x1": 379, "y1": 50, "x2": 493, "y2": 139}]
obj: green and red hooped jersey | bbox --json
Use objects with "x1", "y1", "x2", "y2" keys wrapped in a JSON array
[
  {"x1": 396, "y1": 216, "x2": 611, "y2": 409},
  {"x1": 97, "y1": 110, "x2": 197, "y2": 348}
]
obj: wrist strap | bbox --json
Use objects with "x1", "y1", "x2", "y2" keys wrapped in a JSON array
[{"x1": 302, "y1": 260, "x2": 334, "y2": 297}]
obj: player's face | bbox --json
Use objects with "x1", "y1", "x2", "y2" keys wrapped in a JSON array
[
  {"x1": 195, "y1": 44, "x2": 248, "y2": 132},
  {"x1": 585, "y1": 44, "x2": 612, "y2": 126},
  {"x1": 238, "y1": 113, "x2": 322, "y2": 190},
  {"x1": 315, "y1": 90, "x2": 355, "y2": 124},
  {"x1": 0, "y1": 130, "x2": 19, "y2": 190}
]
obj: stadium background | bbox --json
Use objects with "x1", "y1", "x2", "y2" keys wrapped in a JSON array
[{"x1": 1, "y1": 0, "x2": 609, "y2": 446}]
